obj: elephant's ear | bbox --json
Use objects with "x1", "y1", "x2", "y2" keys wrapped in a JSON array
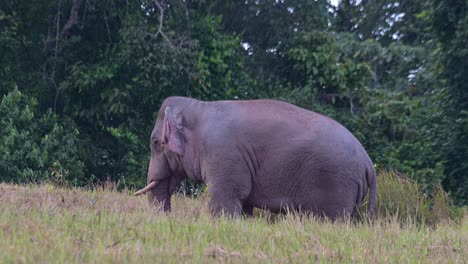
[{"x1": 162, "y1": 106, "x2": 184, "y2": 155}]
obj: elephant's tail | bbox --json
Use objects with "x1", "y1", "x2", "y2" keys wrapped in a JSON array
[{"x1": 367, "y1": 167, "x2": 377, "y2": 218}]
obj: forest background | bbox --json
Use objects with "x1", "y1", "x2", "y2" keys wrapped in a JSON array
[{"x1": 1, "y1": 0, "x2": 466, "y2": 205}]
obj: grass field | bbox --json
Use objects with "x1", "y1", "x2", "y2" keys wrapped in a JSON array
[{"x1": 0, "y1": 183, "x2": 466, "y2": 263}]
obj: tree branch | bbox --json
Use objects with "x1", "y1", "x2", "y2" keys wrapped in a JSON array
[
  {"x1": 152, "y1": 0, "x2": 175, "y2": 49},
  {"x1": 52, "y1": 0, "x2": 62, "y2": 113},
  {"x1": 61, "y1": 0, "x2": 82, "y2": 38}
]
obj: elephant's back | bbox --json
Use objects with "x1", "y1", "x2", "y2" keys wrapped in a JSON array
[
  {"x1": 218, "y1": 99, "x2": 344, "y2": 131},
  {"x1": 204, "y1": 99, "x2": 371, "y2": 161},
  {"x1": 216, "y1": 99, "x2": 362, "y2": 149},
  {"x1": 211, "y1": 98, "x2": 374, "y2": 179}
]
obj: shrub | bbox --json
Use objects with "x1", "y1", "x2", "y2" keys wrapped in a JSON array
[
  {"x1": 0, "y1": 88, "x2": 85, "y2": 185},
  {"x1": 364, "y1": 170, "x2": 458, "y2": 225}
]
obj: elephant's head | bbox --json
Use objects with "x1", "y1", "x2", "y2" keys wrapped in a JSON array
[{"x1": 134, "y1": 106, "x2": 187, "y2": 211}]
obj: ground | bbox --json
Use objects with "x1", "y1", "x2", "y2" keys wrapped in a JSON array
[{"x1": 0, "y1": 183, "x2": 466, "y2": 263}]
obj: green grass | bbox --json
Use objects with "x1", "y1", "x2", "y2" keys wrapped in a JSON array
[{"x1": 0, "y1": 178, "x2": 467, "y2": 263}]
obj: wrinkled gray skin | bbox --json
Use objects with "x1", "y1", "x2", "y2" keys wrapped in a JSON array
[{"x1": 136, "y1": 96, "x2": 377, "y2": 219}]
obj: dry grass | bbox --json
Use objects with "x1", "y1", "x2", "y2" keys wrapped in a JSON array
[
  {"x1": 355, "y1": 170, "x2": 462, "y2": 225},
  {"x1": 0, "y1": 183, "x2": 467, "y2": 263}
]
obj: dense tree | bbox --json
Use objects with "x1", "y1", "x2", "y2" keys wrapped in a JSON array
[
  {"x1": 433, "y1": 0, "x2": 468, "y2": 204},
  {"x1": 0, "y1": 89, "x2": 84, "y2": 185}
]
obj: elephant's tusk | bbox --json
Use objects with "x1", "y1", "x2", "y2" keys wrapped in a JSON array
[{"x1": 134, "y1": 181, "x2": 158, "y2": 196}]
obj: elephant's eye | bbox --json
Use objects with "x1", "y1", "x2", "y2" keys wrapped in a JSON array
[{"x1": 152, "y1": 140, "x2": 163, "y2": 152}]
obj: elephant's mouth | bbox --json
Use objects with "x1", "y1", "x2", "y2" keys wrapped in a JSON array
[{"x1": 134, "y1": 180, "x2": 159, "y2": 196}]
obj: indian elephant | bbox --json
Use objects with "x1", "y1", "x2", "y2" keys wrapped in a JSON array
[{"x1": 135, "y1": 96, "x2": 377, "y2": 219}]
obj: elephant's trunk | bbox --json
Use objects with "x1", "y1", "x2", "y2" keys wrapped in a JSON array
[{"x1": 147, "y1": 178, "x2": 172, "y2": 211}]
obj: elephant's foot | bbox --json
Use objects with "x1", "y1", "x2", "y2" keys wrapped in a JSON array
[{"x1": 242, "y1": 203, "x2": 254, "y2": 217}]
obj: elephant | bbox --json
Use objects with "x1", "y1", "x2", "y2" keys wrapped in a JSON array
[{"x1": 135, "y1": 96, "x2": 377, "y2": 219}]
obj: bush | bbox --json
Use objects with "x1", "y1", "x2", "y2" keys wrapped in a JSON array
[
  {"x1": 0, "y1": 88, "x2": 85, "y2": 185},
  {"x1": 366, "y1": 170, "x2": 459, "y2": 225}
]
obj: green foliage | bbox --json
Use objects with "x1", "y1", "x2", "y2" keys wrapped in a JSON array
[
  {"x1": 334, "y1": 0, "x2": 433, "y2": 45},
  {"x1": 354, "y1": 87, "x2": 448, "y2": 190},
  {"x1": 0, "y1": 9, "x2": 24, "y2": 93},
  {"x1": 0, "y1": 89, "x2": 84, "y2": 185},
  {"x1": 192, "y1": 15, "x2": 257, "y2": 100},
  {"x1": 432, "y1": 0, "x2": 468, "y2": 205},
  {"x1": 107, "y1": 126, "x2": 148, "y2": 189}
]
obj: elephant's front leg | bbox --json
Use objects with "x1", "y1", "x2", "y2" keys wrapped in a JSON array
[
  {"x1": 205, "y1": 153, "x2": 253, "y2": 217},
  {"x1": 208, "y1": 190, "x2": 244, "y2": 217},
  {"x1": 206, "y1": 175, "x2": 252, "y2": 217}
]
